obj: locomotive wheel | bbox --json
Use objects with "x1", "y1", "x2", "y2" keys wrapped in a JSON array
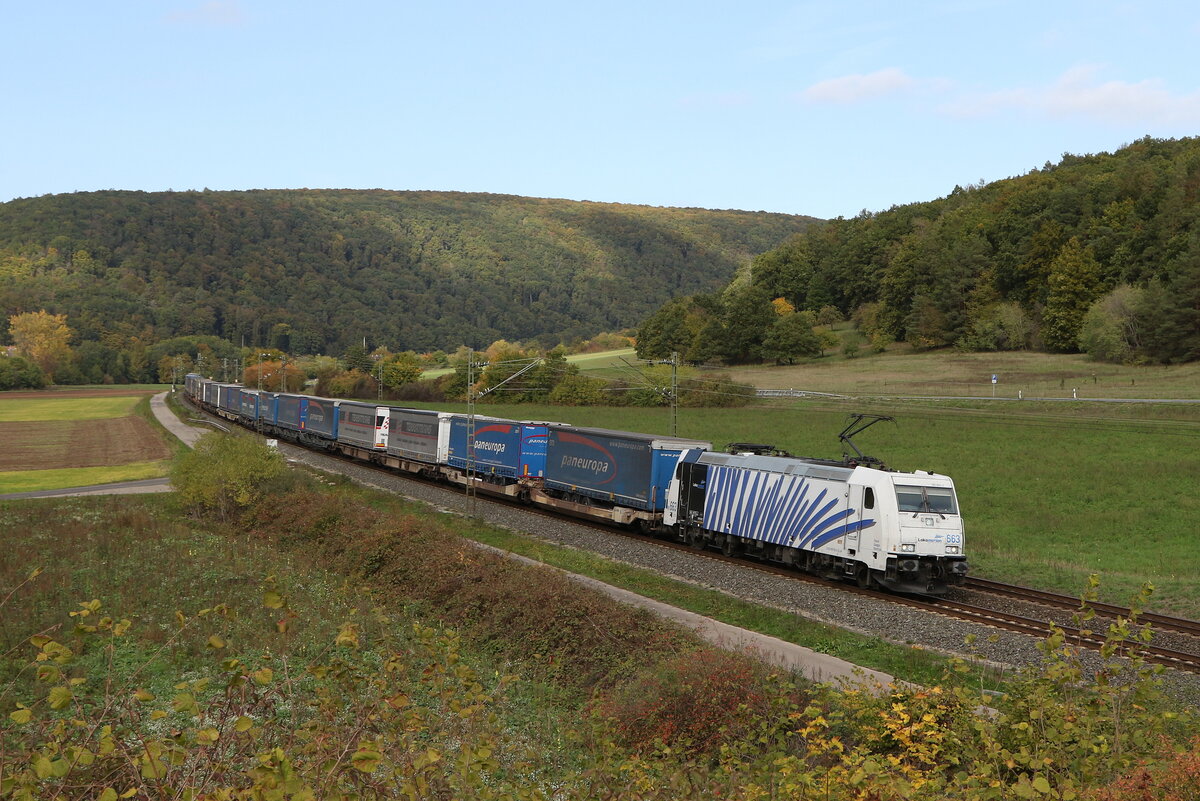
[
  {"x1": 721, "y1": 536, "x2": 738, "y2": 556},
  {"x1": 855, "y1": 564, "x2": 875, "y2": 589}
]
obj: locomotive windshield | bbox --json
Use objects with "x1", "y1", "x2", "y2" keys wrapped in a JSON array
[{"x1": 895, "y1": 485, "x2": 958, "y2": 515}]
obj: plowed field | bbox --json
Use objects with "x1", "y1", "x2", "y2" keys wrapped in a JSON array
[{"x1": 0, "y1": 417, "x2": 170, "y2": 471}]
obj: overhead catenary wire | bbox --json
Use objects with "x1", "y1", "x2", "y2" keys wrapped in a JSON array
[{"x1": 453, "y1": 357, "x2": 1200, "y2": 442}]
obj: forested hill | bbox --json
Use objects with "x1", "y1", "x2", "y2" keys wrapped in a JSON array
[
  {"x1": 0, "y1": 189, "x2": 817, "y2": 352},
  {"x1": 637, "y1": 136, "x2": 1200, "y2": 365}
]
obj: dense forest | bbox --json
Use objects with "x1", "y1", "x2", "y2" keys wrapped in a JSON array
[
  {"x1": 637, "y1": 136, "x2": 1200, "y2": 365},
  {"x1": 0, "y1": 190, "x2": 815, "y2": 356}
]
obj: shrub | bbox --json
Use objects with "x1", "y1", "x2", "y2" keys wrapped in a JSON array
[
  {"x1": 549, "y1": 373, "x2": 608, "y2": 405},
  {"x1": 171, "y1": 433, "x2": 293, "y2": 520},
  {"x1": 0, "y1": 354, "x2": 45, "y2": 390},
  {"x1": 318, "y1": 368, "x2": 377, "y2": 399},
  {"x1": 679, "y1": 373, "x2": 754, "y2": 407},
  {"x1": 1091, "y1": 738, "x2": 1200, "y2": 801},
  {"x1": 593, "y1": 649, "x2": 777, "y2": 754}
]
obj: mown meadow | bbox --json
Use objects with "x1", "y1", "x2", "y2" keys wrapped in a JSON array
[
  {"x1": 3, "y1": 435, "x2": 1198, "y2": 800},
  {"x1": 406, "y1": 383, "x2": 1200, "y2": 616}
]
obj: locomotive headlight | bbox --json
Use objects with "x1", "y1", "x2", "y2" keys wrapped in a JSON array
[
  {"x1": 945, "y1": 545, "x2": 960, "y2": 554},
  {"x1": 900, "y1": 543, "x2": 916, "y2": 553}
]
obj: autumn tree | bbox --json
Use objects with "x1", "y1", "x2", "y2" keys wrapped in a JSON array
[
  {"x1": 242, "y1": 360, "x2": 306, "y2": 392},
  {"x1": 380, "y1": 351, "x2": 424, "y2": 389},
  {"x1": 8, "y1": 310, "x2": 73, "y2": 382}
]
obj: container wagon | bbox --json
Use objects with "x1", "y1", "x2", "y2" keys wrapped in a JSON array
[{"x1": 537, "y1": 426, "x2": 710, "y2": 525}]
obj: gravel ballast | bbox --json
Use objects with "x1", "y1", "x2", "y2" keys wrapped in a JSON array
[{"x1": 271, "y1": 441, "x2": 1200, "y2": 705}]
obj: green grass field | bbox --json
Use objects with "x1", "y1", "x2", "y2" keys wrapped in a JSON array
[
  {"x1": 0, "y1": 461, "x2": 168, "y2": 494},
  {"x1": 0, "y1": 395, "x2": 143, "y2": 422},
  {"x1": 0, "y1": 391, "x2": 171, "y2": 493},
  {"x1": 728, "y1": 345, "x2": 1200, "y2": 400},
  {"x1": 422, "y1": 347, "x2": 638, "y2": 379},
  {"x1": 411, "y1": 393, "x2": 1200, "y2": 616}
]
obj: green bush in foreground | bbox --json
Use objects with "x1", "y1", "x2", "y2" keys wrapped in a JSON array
[{"x1": 170, "y1": 433, "x2": 292, "y2": 520}]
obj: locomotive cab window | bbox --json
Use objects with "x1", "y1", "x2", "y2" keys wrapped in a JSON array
[
  {"x1": 864, "y1": 487, "x2": 875, "y2": 509},
  {"x1": 896, "y1": 485, "x2": 958, "y2": 515},
  {"x1": 926, "y1": 487, "x2": 957, "y2": 514}
]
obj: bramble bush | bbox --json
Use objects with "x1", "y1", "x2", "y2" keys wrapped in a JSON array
[{"x1": 592, "y1": 648, "x2": 785, "y2": 754}]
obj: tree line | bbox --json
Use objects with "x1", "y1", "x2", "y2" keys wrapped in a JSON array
[
  {"x1": 637, "y1": 136, "x2": 1200, "y2": 365},
  {"x1": 0, "y1": 189, "x2": 815, "y2": 357}
]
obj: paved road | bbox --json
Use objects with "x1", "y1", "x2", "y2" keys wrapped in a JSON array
[
  {"x1": 0, "y1": 477, "x2": 174, "y2": 501},
  {"x1": 151, "y1": 390, "x2": 207, "y2": 447}
]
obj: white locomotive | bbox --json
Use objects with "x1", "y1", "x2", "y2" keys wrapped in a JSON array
[{"x1": 663, "y1": 425, "x2": 967, "y2": 594}]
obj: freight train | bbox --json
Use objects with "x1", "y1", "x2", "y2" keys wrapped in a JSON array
[{"x1": 183, "y1": 374, "x2": 968, "y2": 594}]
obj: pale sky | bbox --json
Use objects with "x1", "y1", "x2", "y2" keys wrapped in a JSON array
[{"x1": 3, "y1": 1, "x2": 1199, "y2": 219}]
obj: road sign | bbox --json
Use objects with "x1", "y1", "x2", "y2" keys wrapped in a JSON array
[{"x1": 991, "y1": 374, "x2": 997, "y2": 384}]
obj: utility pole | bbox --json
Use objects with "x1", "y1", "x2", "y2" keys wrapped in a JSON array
[
  {"x1": 465, "y1": 355, "x2": 481, "y2": 514},
  {"x1": 670, "y1": 351, "x2": 679, "y2": 437},
  {"x1": 642, "y1": 352, "x2": 679, "y2": 437}
]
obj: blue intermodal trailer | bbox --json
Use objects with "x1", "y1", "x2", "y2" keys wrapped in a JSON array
[
  {"x1": 303, "y1": 396, "x2": 340, "y2": 440},
  {"x1": 274, "y1": 393, "x2": 307, "y2": 433},
  {"x1": 446, "y1": 416, "x2": 520, "y2": 477},
  {"x1": 218, "y1": 384, "x2": 243, "y2": 415},
  {"x1": 518, "y1": 423, "x2": 550, "y2": 478},
  {"x1": 237, "y1": 389, "x2": 262, "y2": 422},
  {"x1": 543, "y1": 426, "x2": 710, "y2": 511}
]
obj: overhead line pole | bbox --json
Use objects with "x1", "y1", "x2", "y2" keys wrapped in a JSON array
[{"x1": 641, "y1": 351, "x2": 680, "y2": 437}]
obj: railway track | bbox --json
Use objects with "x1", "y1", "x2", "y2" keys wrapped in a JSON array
[
  {"x1": 183, "y1": 395, "x2": 1200, "y2": 674},
  {"x1": 965, "y1": 576, "x2": 1200, "y2": 639},
  {"x1": 631, "y1": 536, "x2": 1200, "y2": 673},
  {"x1": 488, "y1": 495, "x2": 1200, "y2": 674}
]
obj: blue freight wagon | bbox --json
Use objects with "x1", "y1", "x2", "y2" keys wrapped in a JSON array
[
  {"x1": 303, "y1": 396, "x2": 340, "y2": 440},
  {"x1": 274, "y1": 393, "x2": 308, "y2": 433},
  {"x1": 543, "y1": 426, "x2": 710, "y2": 511},
  {"x1": 446, "y1": 416, "x2": 522, "y2": 478},
  {"x1": 237, "y1": 389, "x2": 262, "y2": 422},
  {"x1": 518, "y1": 423, "x2": 550, "y2": 478},
  {"x1": 218, "y1": 384, "x2": 243, "y2": 414}
]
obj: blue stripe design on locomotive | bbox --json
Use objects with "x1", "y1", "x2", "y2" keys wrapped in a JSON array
[{"x1": 704, "y1": 465, "x2": 876, "y2": 549}]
